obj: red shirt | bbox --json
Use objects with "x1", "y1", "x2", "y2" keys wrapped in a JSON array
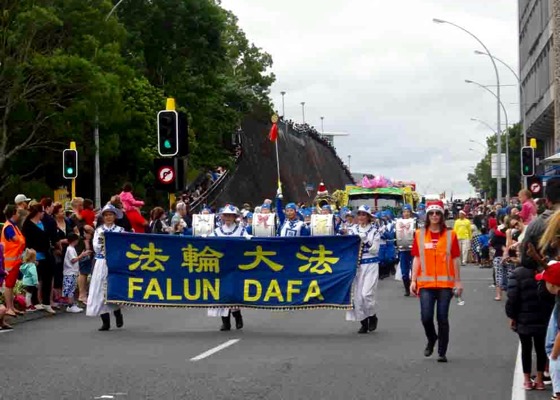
[
  {"x1": 81, "y1": 209, "x2": 96, "y2": 227},
  {"x1": 411, "y1": 229, "x2": 460, "y2": 258}
]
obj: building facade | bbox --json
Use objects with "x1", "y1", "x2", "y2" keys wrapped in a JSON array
[{"x1": 519, "y1": 0, "x2": 555, "y2": 171}]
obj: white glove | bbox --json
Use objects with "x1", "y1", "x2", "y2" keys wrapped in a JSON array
[
  {"x1": 277, "y1": 187, "x2": 283, "y2": 199},
  {"x1": 201, "y1": 234, "x2": 208, "y2": 238},
  {"x1": 245, "y1": 234, "x2": 253, "y2": 240}
]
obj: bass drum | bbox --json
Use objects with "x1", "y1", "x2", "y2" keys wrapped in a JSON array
[
  {"x1": 310, "y1": 214, "x2": 334, "y2": 236},
  {"x1": 395, "y1": 218, "x2": 415, "y2": 250},
  {"x1": 192, "y1": 214, "x2": 215, "y2": 237},
  {"x1": 252, "y1": 213, "x2": 276, "y2": 237}
]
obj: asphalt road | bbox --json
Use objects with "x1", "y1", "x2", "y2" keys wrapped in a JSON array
[{"x1": 1, "y1": 267, "x2": 527, "y2": 400}]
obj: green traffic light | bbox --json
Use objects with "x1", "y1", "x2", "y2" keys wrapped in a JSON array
[
  {"x1": 66, "y1": 167, "x2": 74, "y2": 174},
  {"x1": 164, "y1": 140, "x2": 171, "y2": 149}
]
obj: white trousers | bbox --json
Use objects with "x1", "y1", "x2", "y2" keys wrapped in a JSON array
[
  {"x1": 207, "y1": 307, "x2": 240, "y2": 317},
  {"x1": 86, "y1": 259, "x2": 119, "y2": 317},
  {"x1": 346, "y1": 262, "x2": 379, "y2": 322},
  {"x1": 459, "y1": 239, "x2": 470, "y2": 264}
]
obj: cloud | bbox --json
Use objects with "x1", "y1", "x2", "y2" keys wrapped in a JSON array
[{"x1": 221, "y1": 0, "x2": 519, "y2": 198}]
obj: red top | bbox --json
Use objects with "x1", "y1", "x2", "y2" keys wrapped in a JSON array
[
  {"x1": 488, "y1": 217, "x2": 497, "y2": 230},
  {"x1": 81, "y1": 209, "x2": 96, "y2": 227},
  {"x1": 411, "y1": 229, "x2": 460, "y2": 258}
]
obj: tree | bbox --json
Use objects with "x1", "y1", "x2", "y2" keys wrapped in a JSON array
[{"x1": 468, "y1": 124, "x2": 522, "y2": 200}]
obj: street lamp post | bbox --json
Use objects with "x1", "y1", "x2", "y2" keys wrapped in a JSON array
[
  {"x1": 434, "y1": 18, "x2": 502, "y2": 202},
  {"x1": 301, "y1": 102, "x2": 306, "y2": 123},
  {"x1": 280, "y1": 91, "x2": 286, "y2": 118},
  {"x1": 321, "y1": 116, "x2": 324, "y2": 133},
  {"x1": 475, "y1": 50, "x2": 526, "y2": 189},
  {"x1": 469, "y1": 138, "x2": 487, "y2": 150},
  {"x1": 348, "y1": 155, "x2": 351, "y2": 170},
  {"x1": 466, "y1": 79, "x2": 510, "y2": 201}
]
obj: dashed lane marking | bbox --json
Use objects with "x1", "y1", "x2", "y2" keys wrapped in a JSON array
[{"x1": 190, "y1": 339, "x2": 241, "y2": 362}]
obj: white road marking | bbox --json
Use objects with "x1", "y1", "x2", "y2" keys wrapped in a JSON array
[
  {"x1": 0, "y1": 329, "x2": 14, "y2": 334},
  {"x1": 190, "y1": 339, "x2": 240, "y2": 362},
  {"x1": 511, "y1": 343, "x2": 526, "y2": 400}
]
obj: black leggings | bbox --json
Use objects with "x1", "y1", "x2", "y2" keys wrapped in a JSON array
[
  {"x1": 37, "y1": 258, "x2": 54, "y2": 306},
  {"x1": 519, "y1": 333, "x2": 547, "y2": 374}
]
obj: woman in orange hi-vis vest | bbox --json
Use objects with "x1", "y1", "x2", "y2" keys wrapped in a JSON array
[
  {"x1": 410, "y1": 200, "x2": 462, "y2": 363},
  {"x1": 1, "y1": 205, "x2": 26, "y2": 318}
]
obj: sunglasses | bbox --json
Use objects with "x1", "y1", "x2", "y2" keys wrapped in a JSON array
[{"x1": 427, "y1": 211, "x2": 441, "y2": 216}]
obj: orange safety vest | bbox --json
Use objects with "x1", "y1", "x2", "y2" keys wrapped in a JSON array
[
  {"x1": 416, "y1": 228, "x2": 457, "y2": 290},
  {"x1": 1, "y1": 220, "x2": 26, "y2": 271}
]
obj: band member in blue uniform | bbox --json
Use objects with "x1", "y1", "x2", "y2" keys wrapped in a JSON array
[
  {"x1": 277, "y1": 202, "x2": 310, "y2": 237},
  {"x1": 396, "y1": 205, "x2": 416, "y2": 296}
]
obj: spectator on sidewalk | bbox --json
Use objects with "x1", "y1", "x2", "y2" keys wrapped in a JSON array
[
  {"x1": 63, "y1": 233, "x2": 85, "y2": 313},
  {"x1": 1, "y1": 205, "x2": 26, "y2": 318},
  {"x1": 81, "y1": 199, "x2": 96, "y2": 227},
  {"x1": 519, "y1": 189, "x2": 537, "y2": 225},
  {"x1": 506, "y1": 261, "x2": 549, "y2": 390},
  {"x1": 20, "y1": 249, "x2": 39, "y2": 311},
  {"x1": 14, "y1": 194, "x2": 31, "y2": 229}
]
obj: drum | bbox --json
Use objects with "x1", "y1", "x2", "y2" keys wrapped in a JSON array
[
  {"x1": 396, "y1": 218, "x2": 415, "y2": 249},
  {"x1": 192, "y1": 214, "x2": 215, "y2": 237},
  {"x1": 310, "y1": 214, "x2": 334, "y2": 236},
  {"x1": 252, "y1": 213, "x2": 276, "y2": 237}
]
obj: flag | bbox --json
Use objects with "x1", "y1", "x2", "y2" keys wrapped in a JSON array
[{"x1": 269, "y1": 123, "x2": 278, "y2": 142}]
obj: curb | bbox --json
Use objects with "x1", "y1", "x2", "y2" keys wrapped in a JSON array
[{"x1": 6, "y1": 309, "x2": 61, "y2": 326}]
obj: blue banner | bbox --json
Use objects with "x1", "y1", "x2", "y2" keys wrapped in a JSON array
[{"x1": 105, "y1": 232, "x2": 360, "y2": 310}]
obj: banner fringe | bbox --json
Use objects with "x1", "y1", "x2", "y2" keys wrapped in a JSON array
[{"x1": 105, "y1": 300, "x2": 353, "y2": 311}]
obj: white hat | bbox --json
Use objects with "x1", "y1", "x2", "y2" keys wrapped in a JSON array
[
  {"x1": 220, "y1": 204, "x2": 239, "y2": 215},
  {"x1": 14, "y1": 194, "x2": 31, "y2": 204},
  {"x1": 357, "y1": 205, "x2": 374, "y2": 218},
  {"x1": 101, "y1": 204, "x2": 123, "y2": 220}
]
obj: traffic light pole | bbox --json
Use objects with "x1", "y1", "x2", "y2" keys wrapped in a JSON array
[{"x1": 70, "y1": 141, "x2": 77, "y2": 199}]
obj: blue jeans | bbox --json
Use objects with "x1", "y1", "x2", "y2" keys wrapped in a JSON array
[
  {"x1": 420, "y1": 288, "x2": 453, "y2": 356},
  {"x1": 399, "y1": 251, "x2": 413, "y2": 281}
]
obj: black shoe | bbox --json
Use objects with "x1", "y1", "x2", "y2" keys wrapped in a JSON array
[
  {"x1": 232, "y1": 311, "x2": 243, "y2": 330},
  {"x1": 98, "y1": 313, "x2": 110, "y2": 331},
  {"x1": 404, "y1": 280, "x2": 411, "y2": 296},
  {"x1": 368, "y1": 315, "x2": 378, "y2": 332},
  {"x1": 220, "y1": 316, "x2": 231, "y2": 331},
  {"x1": 424, "y1": 337, "x2": 438, "y2": 357},
  {"x1": 437, "y1": 355, "x2": 448, "y2": 363},
  {"x1": 358, "y1": 319, "x2": 369, "y2": 334},
  {"x1": 114, "y1": 309, "x2": 124, "y2": 328}
]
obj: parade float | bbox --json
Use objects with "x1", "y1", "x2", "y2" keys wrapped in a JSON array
[{"x1": 331, "y1": 175, "x2": 420, "y2": 214}]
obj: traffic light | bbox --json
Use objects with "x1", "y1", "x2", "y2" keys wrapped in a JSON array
[
  {"x1": 157, "y1": 110, "x2": 179, "y2": 157},
  {"x1": 521, "y1": 146, "x2": 535, "y2": 177},
  {"x1": 62, "y1": 149, "x2": 78, "y2": 179}
]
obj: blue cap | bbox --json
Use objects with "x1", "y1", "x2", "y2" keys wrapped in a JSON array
[
  {"x1": 418, "y1": 203, "x2": 426, "y2": 210},
  {"x1": 302, "y1": 209, "x2": 312, "y2": 217},
  {"x1": 261, "y1": 203, "x2": 271, "y2": 210},
  {"x1": 403, "y1": 204, "x2": 412, "y2": 212},
  {"x1": 285, "y1": 202, "x2": 297, "y2": 211},
  {"x1": 246, "y1": 212, "x2": 253, "y2": 219},
  {"x1": 322, "y1": 205, "x2": 332, "y2": 211}
]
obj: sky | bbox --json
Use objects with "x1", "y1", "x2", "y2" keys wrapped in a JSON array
[{"x1": 220, "y1": 0, "x2": 519, "y2": 198}]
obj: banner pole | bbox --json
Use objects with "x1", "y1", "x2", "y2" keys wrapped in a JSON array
[{"x1": 275, "y1": 139, "x2": 281, "y2": 191}]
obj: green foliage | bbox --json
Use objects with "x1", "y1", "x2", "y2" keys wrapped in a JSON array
[
  {"x1": 0, "y1": 0, "x2": 275, "y2": 204},
  {"x1": 467, "y1": 124, "x2": 522, "y2": 199}
]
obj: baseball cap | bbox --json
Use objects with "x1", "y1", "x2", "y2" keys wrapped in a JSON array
[
  {"x1": 536, "y1": 262, "x2": 560, "y2": 286},
  {"x1": 14, "y1": 194, "x2": 31, "y2": 203}
]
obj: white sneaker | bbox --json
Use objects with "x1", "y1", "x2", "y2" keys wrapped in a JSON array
[
  {"x1": 34, "y1": 304, "x2": 45, "y2": 310},
  {"x1": 43, "y1": 305, "x2": 56, "y2": 314},
  {"x1": 66, "y1": 305, "x2": 83, "y2": 313}
]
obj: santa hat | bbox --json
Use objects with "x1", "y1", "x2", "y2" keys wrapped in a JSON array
[
  {"x1": 317, "y1": 182, "x2": 328, "y2": 196},
  {"x1": 426, "y1": 200, "x2": 444, "y2": 214}
]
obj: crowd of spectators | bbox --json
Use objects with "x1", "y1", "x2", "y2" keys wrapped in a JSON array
[{"x1": 280, "y1": 117, "x2": 354, "y2": 182}]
